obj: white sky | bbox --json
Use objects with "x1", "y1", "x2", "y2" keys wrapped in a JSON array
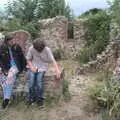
[{"x1": 0, "y1": 0, "x2": 109, "y2": 15}]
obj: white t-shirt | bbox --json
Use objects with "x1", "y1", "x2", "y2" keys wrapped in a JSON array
[{"x1": 26, "y1": 46, "x2": 55, "y2": 72}]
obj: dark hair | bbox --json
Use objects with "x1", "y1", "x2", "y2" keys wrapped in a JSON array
[
  {"x1": 33, "y1": 38, "x2": 46, "y2": 52},
  {"x1": 4, "y1": 33, "x2": 14, "y2": 43}
]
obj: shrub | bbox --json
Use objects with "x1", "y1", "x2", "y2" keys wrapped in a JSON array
[
  {"x1": 0, "y1": 18, "x2": 41, "y2": 39},
  {"x1": 53, "y1": 48, "x2": 65, "y2": 60},
  {"x1": 62, "y1": 80, "x2": 71, "y2": 101},
  {"x1": 77, "y1": 10, "x2": 110, "y2": 64},
  {"x1": 88, "y1": 71, "x2": 120, "y2": 118},
  {"x1": 77, "y1": 39, "x2": 107, "y2": 63}
]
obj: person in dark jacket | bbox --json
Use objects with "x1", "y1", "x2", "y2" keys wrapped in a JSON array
[{"x1": 0, "y1": 33, "x2": 26, "y2": 109}]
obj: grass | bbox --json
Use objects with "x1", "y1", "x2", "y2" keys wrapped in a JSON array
[{"x1": 88, "y1": 71, "x2": 120, "y2": 119}]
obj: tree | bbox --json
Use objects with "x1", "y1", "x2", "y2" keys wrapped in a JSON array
[
  {"x1": 6, "y1": 0, "x2": 73, "y2": 23},
  {"x1": 109, "y1": 0, "x2": 120, "y2": 26},
  {"x1": 35, "y1": 0, "x2": 73, "y2": 19},
  {"x1": 6, "y1": 0, "x2": 38, "y2": 24},
  {"x1": 79, "y1": 8, "x2": 103, "y2": 18}
]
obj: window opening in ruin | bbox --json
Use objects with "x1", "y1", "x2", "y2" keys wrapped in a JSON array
[{"x1": 68, "y1": 22, "x2": 74, "y2": 39}]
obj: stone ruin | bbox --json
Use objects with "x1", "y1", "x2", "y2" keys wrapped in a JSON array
[
  {"x1": 38, "y1": 16, "x2": 87, "y2": 58},
  {"x1": 38, "y1": 16, "x2": 67, "y2": 51},
  {"x1": 38, "y1": 16, "x2": 120, "y2": 74},
  {"x1": 0, "y1": 16, "x2": 120, "y2": 100},
  {"x1": 76, "y1": 22, "x2": 120, "y2": 74},
  {"x1": 76, "y1": 39, "x2": 120, "y2": 74}
]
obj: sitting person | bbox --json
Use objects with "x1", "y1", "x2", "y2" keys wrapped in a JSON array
[
  {"x1": 0, "y1": 33, "x2": 26, "y2": 109},
  {"x1": 26, "y1": 38, "x2": 60, "y2": 107}
]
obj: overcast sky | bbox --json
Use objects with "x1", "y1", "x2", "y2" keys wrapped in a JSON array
[{"x1": 0, "y1": 0, "x2": 109, "y2": 15}]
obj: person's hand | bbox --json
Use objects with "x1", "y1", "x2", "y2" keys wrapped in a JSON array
[
  {"x1": 54, "y1": 70, "x2": 61, "y2": 88},
  {"x1": 31, "y1": 67, "x2": 37, "y2": 73},
  {"x1": 4, "y1": 72, "x2": 8, "y2": 76},
  {"x1": 56, "y1": 70, "x2": 61, "y2": 80}
]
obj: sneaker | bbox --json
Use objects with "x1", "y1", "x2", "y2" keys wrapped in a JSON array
[
  {"x1": 2, "y1": 99, "x2": 9, "y2": 109},
  {"x1": 37, "y1": 98, "x2": 44, "y2": 108},
  {"x1": 26, "y1": 99, "x2": 35, "y2": 106}
]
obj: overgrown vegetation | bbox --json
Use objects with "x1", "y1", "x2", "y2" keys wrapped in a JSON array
[
  {"x1": 76, "y1": 10, "x2": 110, "y2": 63},
  {"x1": 108, "y1": 0, "x2": 120, "y2": 39},
  {"x1": 0, "y1": 0, "x2": 73, "y2": 39},
  {"x1": 53, "y1": 48, "x2": 65, "y2": 60},
  {"x1": 6, "y1": 0, "x2": 73, "y2": 23},
  {"x1": 0, "y1": 18, "x2": 41, "y2": 39},
  {"x1": 109, "y1": 0, "x2": 120, "y2": 26},
  {"x1": 79, "y1": 8, "x2": 103, "y2": 18},
  {"x1": 42, "y1": 80, "x2": 71, "y2": 107},
  {"x1": 62, "y1": 80, "x2": 71, "y2": 101},
  {"x1": 88, "y1": 71, "x2": 120, "y2": 119}
]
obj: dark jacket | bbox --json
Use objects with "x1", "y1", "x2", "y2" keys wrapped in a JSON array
[{"x1": 0, "y1": 44, "x2": 26, "y2": 73}]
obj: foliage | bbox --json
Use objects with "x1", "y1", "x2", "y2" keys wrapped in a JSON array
[
  {"x1": 20, "y1": 22, "x2": 41, "y2": 39},
  {"x1": 77, "y1": 10, "x2": 110, "y2": 63},
  {"x1": 35, "y1": 0, "x2": 73, "y2": 20},
  {"x1": 44, "y1": 80, "x2": 71, "y2": 107},
  {"x1": 0, "y1": 0, "x2": 73, "y2": 38},
  {"x1": 44, "y1": 92, "x2": 61, "y2": 107},
  {"x1": 6, "y1": 0, "x2": 38, "y2": 24},
  {"x1": 53, "y1": 48, "x2": 65, "y2": 60},
  {"x1": 79, "y1": 8, "x2": 103, "y2": 18},
  {"x1": 0, "y1": 18, "x2": 40, "y2": 39},
  {"x1": 88, "y1": 71, "x2": 120, "y2": 118},
  {"x1": 85, "y1": 10, "x2": 110, "y2": 46},
  {"x1": 6, "y1": 0, "x2": 73, "y2": 24},
  {"x1": 109, "y1": 0, "x2": 120, "y2": 26},
  {"x1": 62, "y1": 80, "x2": 71, "y2": 101},
  {"x1": 108, "y1": 0, "x2": 120, "y2": 40}
]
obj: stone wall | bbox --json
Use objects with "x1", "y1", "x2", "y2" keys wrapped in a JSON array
[
  {"x1": 38, "y1": 16, "x2": 67, "y2": 51},
  {"x1": 76, "y1": 22, "x2": 120, "y2": 74},
  {"x1": 76, "y1": 39, "x2": 120, "y2": 74},
  {"x1": 73, "y1": 19, "x2": 87, "y2": 49},
  {"x1": 38, "y1": 16, "x2": 87, "y2": 58},
  {"x1": 0, "y1": 67, "x2": 64, "y2": 100},
  {"x1": 12, "y1": 67, "x2": 64, "y2": 101}
]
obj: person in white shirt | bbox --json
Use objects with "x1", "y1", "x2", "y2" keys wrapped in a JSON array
[{"x1": 26, "y1": 38, "x2": 60, "y2": 106}]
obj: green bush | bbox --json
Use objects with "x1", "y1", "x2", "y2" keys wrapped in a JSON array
[
  {"x1": 62, "y1": 80, "x2": 71, "y2": 101},
  {"x1": 21, "y1": 22, "x2": 41, "y2": 39},
  {"x1": 77, "y1": 10, "x2": 110, "y2": 64},
  {"x1": 0, "y1": 18, "x2": 41, "y2": 39},
  {"x1": 53, "y1": 48, "x2": 65, "y2": 60},
  {"x1": 88, "y1": 72, "x2": 120, "y2": 118},
  {"x1": 77, "y1": 40, "x2": 107, "y2": 63}
]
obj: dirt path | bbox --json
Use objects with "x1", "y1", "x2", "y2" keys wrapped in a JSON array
[{"x1": 0, "y1": 60, "x2": 101, "y2": 120}]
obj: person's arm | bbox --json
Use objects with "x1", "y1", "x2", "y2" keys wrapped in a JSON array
[
  {"x1": 27, "y1": 60, "x2": 37, "y2": 73},
  {"x1": 47, "y1": 47, "x2": 61, "y2": 79},
  {"x1": 113, "y1": 67, "x2": 117, "y2": 75},
  {"x1": 52, "y1": 60, "x2": 61, "y2": 79},
  {"x1": 26, "y1": 46, "x2": 37, "y2": 73}
]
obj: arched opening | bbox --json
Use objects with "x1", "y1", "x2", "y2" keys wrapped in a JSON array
[{"x1": 67, "y1": 22, "x2": 74, "y2": 39}]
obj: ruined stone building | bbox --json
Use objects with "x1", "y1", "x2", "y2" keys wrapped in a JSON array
[{"x1": 38, "y1": 16, "x2": 87, "y2": 58}]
